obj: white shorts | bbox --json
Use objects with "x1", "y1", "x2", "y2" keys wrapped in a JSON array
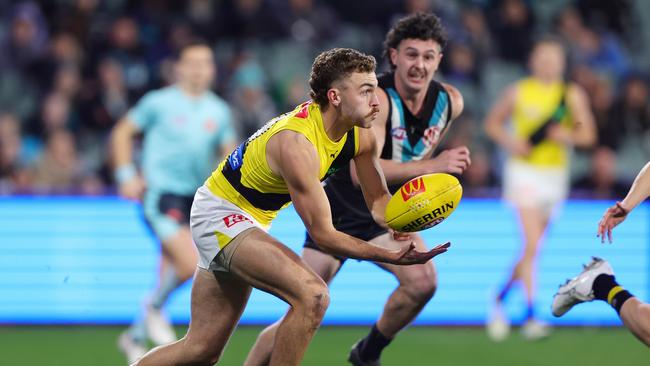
[
  {"x1": 190, "y1": 185, "x2": 267, "y2": 270},
  {"x1": 503, "y1": 160, "x2": 569, "y2": 214}
]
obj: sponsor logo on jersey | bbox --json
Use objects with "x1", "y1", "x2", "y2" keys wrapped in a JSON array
[
  {"x1": 422, "y1": 126, "x2": 442, "y2": 148},
  {"x1": 227, "y1": 142, "x2": 245, "y2": 170},
  {"x1": 223, "y1": 214, "x2": 253, "y2": 228},
  {"x1": 400, "y1": 177, "x2": 426, "y2": 201},
  {"x1": 294, "y1": 101, "x2": 312, "y2": 118},
  {"x1": 391, "y1": 127, "x2": 406, "y2": 140}
]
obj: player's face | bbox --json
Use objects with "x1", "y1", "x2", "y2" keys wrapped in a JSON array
[
  {"x1": 529, "y1": 42, "x2": 566, "y2": 81},
  {"x1": 390, "y1": 38, "x2": 442, "y2": 94},
  {"x1": 336, "y1": 72, "x2": 380, "y2": 128},
  {"x1": 177, "y1": 46, "x2": 215, "y2": 91}
]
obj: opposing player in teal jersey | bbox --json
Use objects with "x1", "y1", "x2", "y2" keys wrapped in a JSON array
[{"x1": 110, "y1": 41, "x2": 237, "y2": 364}]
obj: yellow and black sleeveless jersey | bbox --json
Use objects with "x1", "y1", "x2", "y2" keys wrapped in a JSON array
[
  {"x1": 512, "y1": 77, "x2": 572, "y2": 168},
  {"x1": 206, "y1": 101, "x2": 360, "y2": 226}
]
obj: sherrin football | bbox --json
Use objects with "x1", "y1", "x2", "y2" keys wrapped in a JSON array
[{"x1": 385, "y1": 173, "x2": 462, "y2": 232}]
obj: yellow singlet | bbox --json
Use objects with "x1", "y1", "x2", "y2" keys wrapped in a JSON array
[
  {"x1": 511, "y1": 77, "x2": 572, "y2": 167},
  {"x1": 206, "y1": 101, "x2": 359, "y2": 226}
]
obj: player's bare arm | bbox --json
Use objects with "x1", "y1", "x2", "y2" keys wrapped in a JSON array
[
  {"x1": 484, "y1": 84, "x2": 530, "y2": 156},
  {"x1": 562, "y1": 83, "x2": 597, "y2": 148},
  {"x1": 110, "y1": 117, "x2": 146, "y2": 200},
  {"x1": 268, "y1": 130, "x2": 447, "y2": 264},
  {"x1": 598, "y1": 161, "x2": 650, "y2": 243}
]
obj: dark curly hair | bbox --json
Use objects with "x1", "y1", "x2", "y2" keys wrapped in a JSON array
[
  {"x1": 383, "y1": 12, "x2": 448, "y2": 70},
  {"x1": 309, "y1": 48, "x2": 376, "y2": 107}
]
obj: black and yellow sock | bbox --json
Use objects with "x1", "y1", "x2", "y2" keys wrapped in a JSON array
[
  {"x1": 593, "y1": 274, "x2": 633, "y2": 314},
  {"x1": 358, "y1": 324, "x2": 392, "y2": 361}
]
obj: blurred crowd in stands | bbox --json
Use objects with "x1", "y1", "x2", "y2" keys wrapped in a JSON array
[{"x1": 0, "y1": 0, "x2": 649, "y2": 197}]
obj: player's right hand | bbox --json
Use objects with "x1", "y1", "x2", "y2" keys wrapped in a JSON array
[
  {"x1": 597, "y1": 201, "x2": 629, "y2": 243},
  {"x1": 430, "y1": 146, "x2": 471, "y2": 175},
  {"x1": 119, "y1": 176, "x2": 146, "y2": 201},
  {"x1": 391, "y1": 241, "x2": 451, "y2": 265}
]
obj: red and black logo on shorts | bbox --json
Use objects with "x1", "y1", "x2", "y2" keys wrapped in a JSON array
[{"x1": 223, "y1": 214, "x2": 253, "y2": 228}]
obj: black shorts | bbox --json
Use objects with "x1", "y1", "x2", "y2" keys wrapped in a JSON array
[{"x1": 303, "y1": 178, "x2": 388, "y2": 263}]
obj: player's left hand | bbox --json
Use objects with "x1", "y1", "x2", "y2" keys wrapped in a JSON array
[
  {"x1": 597, "y1": 201, "x2": 629, "y2": 243},
  {"x1": 393, "y1": 241, "x2": 451, "y2": 265}
]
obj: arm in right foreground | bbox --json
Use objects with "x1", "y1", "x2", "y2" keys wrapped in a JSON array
[{"x1": 598, "y1": 161, "x2": 650, "y2": 243}]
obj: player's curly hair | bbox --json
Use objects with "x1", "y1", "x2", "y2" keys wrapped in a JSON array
[
  {"x1": 383, "y1": 12, "x2": 448, "y2": 70},
  {"x1": 309, "y1": 48, "x2": 376, "y2": 107}
]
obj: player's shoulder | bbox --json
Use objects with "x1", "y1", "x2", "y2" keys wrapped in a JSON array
[
  {"x1": 152, "y1": 85, "x2": 178, "y2": 98},
  {"x1": 203, "y1": 91, "x2": 234, "y2": 117},
  {"x1": 283, "y1": 101, "x2": 321, "y2": 125},
  {"x1": 564, "y1": 82, "x2": 589, "y2": 107},
  {"x1": 565, "y1": 81, "x2": 587, "y2": 97},
  {"x1": 138, "y1": 86, "x2": 173, "y2": 103},
  {"x1": 204, "y1": 91, "x2": 228, "y2": 107}
]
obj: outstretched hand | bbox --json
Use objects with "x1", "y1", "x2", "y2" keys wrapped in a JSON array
[
  {"x1": 597, "y1": 201, "x2": 629, "y2": 243},
  {"x1": 392, "y1": 241, "x2": 451, "y2": 265}
]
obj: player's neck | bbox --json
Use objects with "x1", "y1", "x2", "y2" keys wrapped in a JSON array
[
  {"x1": 178, "y1": 84, "x2": 206, "y2": 98},
  {"x1": 321, "y1": 105, "x2": 351, "y2": 142},
  {"x1": 534, "y1": 74, "x2": 561, "y2": 85},
  {"x1": 394, "y1": 77, "x2": 427, "y2": 116}
]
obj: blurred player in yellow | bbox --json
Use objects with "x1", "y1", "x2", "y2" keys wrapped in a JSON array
[
  {"x1": 111, "y1": 41, "x2": 237, "y2": 363},
  {"x1": 484, "y1": 37, "x2": 596, "y2": 340},
  {"x1": 133, "y1": 48, "x2": 449, "y2": 366},
  {"x1": 245, "y1": 13, "x2": 467, "y2": 366},
  {"x1": 553, "y1": 161, "x2": 650, "y2": 347}
]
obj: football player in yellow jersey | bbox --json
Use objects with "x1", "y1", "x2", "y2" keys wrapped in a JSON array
[
  {"x1": 246, "y1": 13, "x2": 468, "y2": 366},
  {"x1": 134, "y1": 48, "x2": 449, "y2": 366},
  {"x1": 484, "y1": 37, "x2": 596, "y2": 341}
]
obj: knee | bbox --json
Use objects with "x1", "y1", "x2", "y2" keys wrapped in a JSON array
[
  {"x1": 402, "y1": 271, "x2": 438, "y2": 304},
  {"x1": 184, "y1": 340, "x2": 224, "y2": 365},
  {"x1": 295, "y1": 281, "x2": 330, "y2": 322}
]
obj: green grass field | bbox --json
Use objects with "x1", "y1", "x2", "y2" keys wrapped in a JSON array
[{"x1": 1, "y1": 325, "x2": 646, "y2": 365}]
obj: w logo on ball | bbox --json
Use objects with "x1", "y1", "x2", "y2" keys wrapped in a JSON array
[{"x1": 400, "y1": 177, "x2": 426, "y2": 201}]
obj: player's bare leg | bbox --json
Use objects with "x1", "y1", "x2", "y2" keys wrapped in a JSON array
[
  {"x1": 488, "y1": 206, "x2": 549, "y2": 341},
  {"x1": 136, "y1": 228, "x2": 330, "y2": 366},
  {"x1": 244, "y1": 247, "x2": 342, "y2": 366},
  {"x1": 233, "y1": 230, "x2": 330, "y2": 365},
  {"x1": 512, "y1": 207, "x2": 548, "y2": 309},
  {"x1": 348, "y1": 233, "x2": 436, "y2": 364},
  {"x1": 507, "y1": 207, "x2": 550, "y2": 339},
  {"x1": 134, "y1": 267, "x2": 251, "y2": 365},
  {"x1": 140, "y1": 229, "x2": 329, "y2": 365},
  {"x1": 161, "y1": 226, "x2": 199, "y2": 281},
  {"x1": 119, "y1": 227, "x2": 199, "y2": 362},
  {"x1": 147, "y1": 227, "x2": 198, "y2": 344},
  {"x1": 372, "y1": 233, "x2": 436, "y2": 336},
  {"x1": 620, "y1": 299, "x2": 650, "y2": 346}
]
